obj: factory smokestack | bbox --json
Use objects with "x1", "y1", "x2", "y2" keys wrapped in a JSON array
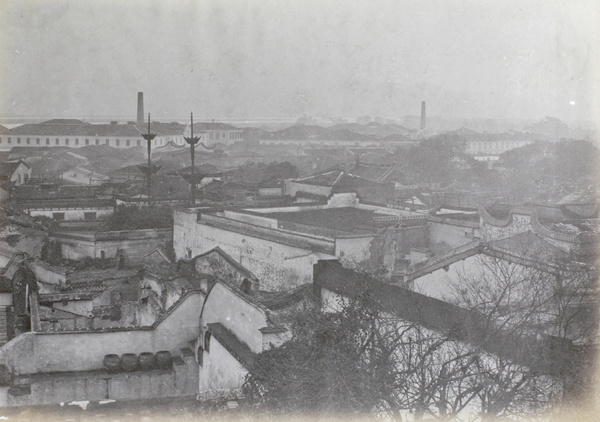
[
  {"x1": 137, "y1": 92, "x2": 144, "y2": 125},
  {"x1": 420, "y1": 101, "x2": 426, "y2": 130}
]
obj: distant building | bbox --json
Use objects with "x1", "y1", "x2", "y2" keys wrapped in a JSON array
[
  {"x1": 0, "y1": 119, "x2": 186, "y2": 151},
  {"x1": 189, "y1": 122, "x2": 244, "y2": 145},
  {"x1": 61, "y1": 166, "x2": 110, "y2": 185},
  {"x1": 0, "y1": 160, "x2": 31, "y2": 185},
  {"x1": 457, "y1": 130, "x2": 536, "y2": 161}
]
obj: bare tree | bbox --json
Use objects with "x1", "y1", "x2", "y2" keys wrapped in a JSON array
[{"x1": 447, "y1": 250, "x2": 597, "y2": 417}]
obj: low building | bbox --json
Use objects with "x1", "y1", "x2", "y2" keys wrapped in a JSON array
[
  {"x1": 60, "y1": 166, "x2": 111, "y2": 185},
  {"x1": 173, "y1": 192, "x2": 429, "y2": 289},
  {"x1": 0, "y1": 160, "x2": 31, "y2": 185},
  {"x1": 188, "y1": 122, "x2": 244, "y2": 145},
  {"x1": 285, "y1": 168, "x2": 395, "y2": 205},
  {"x1": 197, "y1": 277, "x2": 312, "y2": 398},
  {"x1": 0, "y1": 119, "x2": 185, "y2": 151}
]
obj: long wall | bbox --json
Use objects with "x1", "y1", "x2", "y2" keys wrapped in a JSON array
[
  {"x1": 201, "y1": 282, "x2": 267, "y2": 354},
  {"x1": 52, "y1": 228, "x2": 172, "y2": 263},
  {"x1": 29, "y1": 207, "x2": 113, "y2": 222},
  {"x1": 1, "y1": 353, "x2": 198, "y2": 407},
  {"x1": 0, "y1": 292, "x2": 203, "y2": 375},
  {"x1": 427, "y1": 218, "x2": 480, "y2": 248},
  {"x1": 174, "y1": 210, "x2": 336, "y2": 289}
]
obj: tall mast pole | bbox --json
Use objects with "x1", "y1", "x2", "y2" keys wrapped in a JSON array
[
  {"x1": 140, "y1": 113, "x2": 158, "y2": 206},
  {"x1": 184, "y1": 112, "x2": 201, "y2": 206}
]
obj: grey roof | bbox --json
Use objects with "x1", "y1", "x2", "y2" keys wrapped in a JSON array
[
  {"x1": 0, "y1": 160, "x2": 29, "y2": 179},
  {"x1": 7, "y1": 120, "x2": 185, "y2": 138},
  {"x1": 207, "y1": 322, "x2": 256, "y2": 368},
  {"x1": 193, "y1": 122, "x2": 240, "y2": 131}
]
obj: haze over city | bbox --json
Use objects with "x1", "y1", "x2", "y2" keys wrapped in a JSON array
[{"x1": 1, "y1": 0, "x2": 599, "y2": 125}]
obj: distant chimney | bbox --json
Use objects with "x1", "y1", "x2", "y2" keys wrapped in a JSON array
[
  {"x1": 420, "y1": 101, "x2": 426, "y2": 130},
  {"x1": 137, "y1": 92, "x2": 144, "y2": 125}
]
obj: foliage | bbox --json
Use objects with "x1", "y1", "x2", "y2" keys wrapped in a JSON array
[
  {"x1": 405, "y1": 138, "x2": 466, "y2": 185},
  {"x1": 243, "y1": 296, "x2": 398, "y2": 417},
  {"x1": 448, "y1": 254, "x2": 597, "y2": 414},
  {"x1": 103, "y1": 204, "x2": 173, "y2": 230},
  {"x1": 498, "y1": 140, "x2": 599, "y2": 195},
  {"x1": 228, "y1": 161, "x2": 299, "y2": 184},
  {"x1": 245, "y1": 271, "x2": 576, "y2": 420}
]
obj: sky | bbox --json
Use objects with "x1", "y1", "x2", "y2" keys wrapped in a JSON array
[{"x1": 1, "y1": 0, "x2": 599, "y2": 124}]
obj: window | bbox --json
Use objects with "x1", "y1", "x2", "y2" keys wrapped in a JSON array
[
  {"x1": 116, "y1": 139, "x2": 120, "y2": 147},
  {"x1": 8, "y1": 138, "x2": 11, "y2": 144},
  {"x1": 52, "y1": 212, "x2": 65, "y2": 221},
  {"x1": 26, "y1": 138, "x2": 30, "y2": 144},
  {"x1": 137, "y1": 140, "x2": 141, "y2": 146},
  {"x1": 84, "y1": 212, "x2": 97, "y2": 221},
  {"x1": 101, "y1": 250, "x2": 105, "y2": 259},
  {"x1": 106, "y1": 139, "x2": 109, "y2": 145},
  {"x1": 204, "y1": 331, "x2": 211, "y2": 352},
  {"x1": 65, "y1": 139, "x2": 69, "y2": 145},
  {"x1": 126, "y1": 139, "x2": 130, "y2": 146},
  {"x1": 0, "y1": 138, "x2": 2, "y2": 144},
  {"x1": 36, "y1": 139, "x2": 40, "y2": 145},
  {"x1": 95, "y1": 139, "x2": 99, "y2": 145},
  {"x1": 75, "y1": 139, "x2": 79, "y2": 145},
  {"x1": 17, "y1": 138, "x2": 21, "y2": 144},
  {"x1": 46, "y1": 139, "x2": 50, "y2": 145},
  {"x1": 85, "y1": 139, "x2": 89, "y2": 145},
  {"x1": 55, "y1": 138, "x2": 59, "y2": 145}
]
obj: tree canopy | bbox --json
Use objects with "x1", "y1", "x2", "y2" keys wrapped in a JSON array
[{"x1": 103, "y1": 204, "x2": 173, "y2": 230}]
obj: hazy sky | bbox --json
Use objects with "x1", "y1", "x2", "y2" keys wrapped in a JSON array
[{"x1": 1, "y1": 0, "x2": 599, "y2": 123}]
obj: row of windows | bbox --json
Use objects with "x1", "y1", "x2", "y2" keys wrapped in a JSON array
[
  {"x1": 0, "y1": 136, "x2": 159, "y2": 147},
  {"x1": 469, "y1": 141, "x2": 527, "y2": 150},
  {"x1": 206, "y1": 131, "x2": 243, "y2": 141},
  {"x1": 52, "y1": 211, "x2": 97, "y2": 221}
]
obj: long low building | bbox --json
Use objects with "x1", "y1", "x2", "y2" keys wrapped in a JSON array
[{"x1": 0, "y1": 119, "x2": 186, "y2": 151}]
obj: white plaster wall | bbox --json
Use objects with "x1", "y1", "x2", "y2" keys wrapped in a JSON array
[
  {"x1": 412, "y1": 255, "x2": 482, "y2": 301},
  {"x1": 33, "y1": 263, "x2": 66, "y2": 285},
  {"x1": 53, "y1": 300, "x2": 93, "y2": 317},
  {"x1": 336, "y1": 236, "x2": 374, "y2": 266},
  {"x1": 29, "y1": 208, "x2": 113, "y2": 221},
  {"x1": 428, "y1": 221, "x2": 479, "y2": 249},
  {"x1": 0, "y1": 293, "x2": 12, "y2": 306},
  {"x1": 0, "y1": 293, "x2": 204, "y2": 375},
  {"x1": 201, "y1": 282, "x2": 267, "y2": 353},
  {"x1": 198, "y1": 336, "x2": 247, "y2": 392},
  {"x1": 174, "y1": 211, "x2": 334, "y2": 289}
]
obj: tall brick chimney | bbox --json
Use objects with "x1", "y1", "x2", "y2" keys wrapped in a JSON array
[
  {"x1": 420, "y1": 101, "x2": 426, "y2": 130},
  {"x1": 137, "y1": 92, "x2": 144, "y2": 125}
]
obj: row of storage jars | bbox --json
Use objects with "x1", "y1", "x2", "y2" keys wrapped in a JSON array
[{"x1": 103, "y1": 351, "x2": 172, "y2": 372}]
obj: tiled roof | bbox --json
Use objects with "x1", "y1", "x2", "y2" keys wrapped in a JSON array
[
  {"x1": 193, "y1": 247, "x2": 258, "y2": 281},
  {"x1": 7, "y1": 120, "x2": 184, "y2": 138},
  {"x1": 261, "y1": 207, "x2": 397, "y2": 232},
  {"x1": 193, "y1": 122, "x2": 240, "y2": 131},
  {"x1": 487, "y1": 231, "x2": 568, "y2": 262},
  {"x1": 0, "y1": 160, "x2": 28, "y2": 179},
  {"x1": 207, "y1": 322, "x2": 256, "y2": 368},
  {"x1": 8, "y1": 121, "x2": 143, "y2": 137},
  {"x1": 253, "y1": 284, "x2": 313, "y2": 311}
]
